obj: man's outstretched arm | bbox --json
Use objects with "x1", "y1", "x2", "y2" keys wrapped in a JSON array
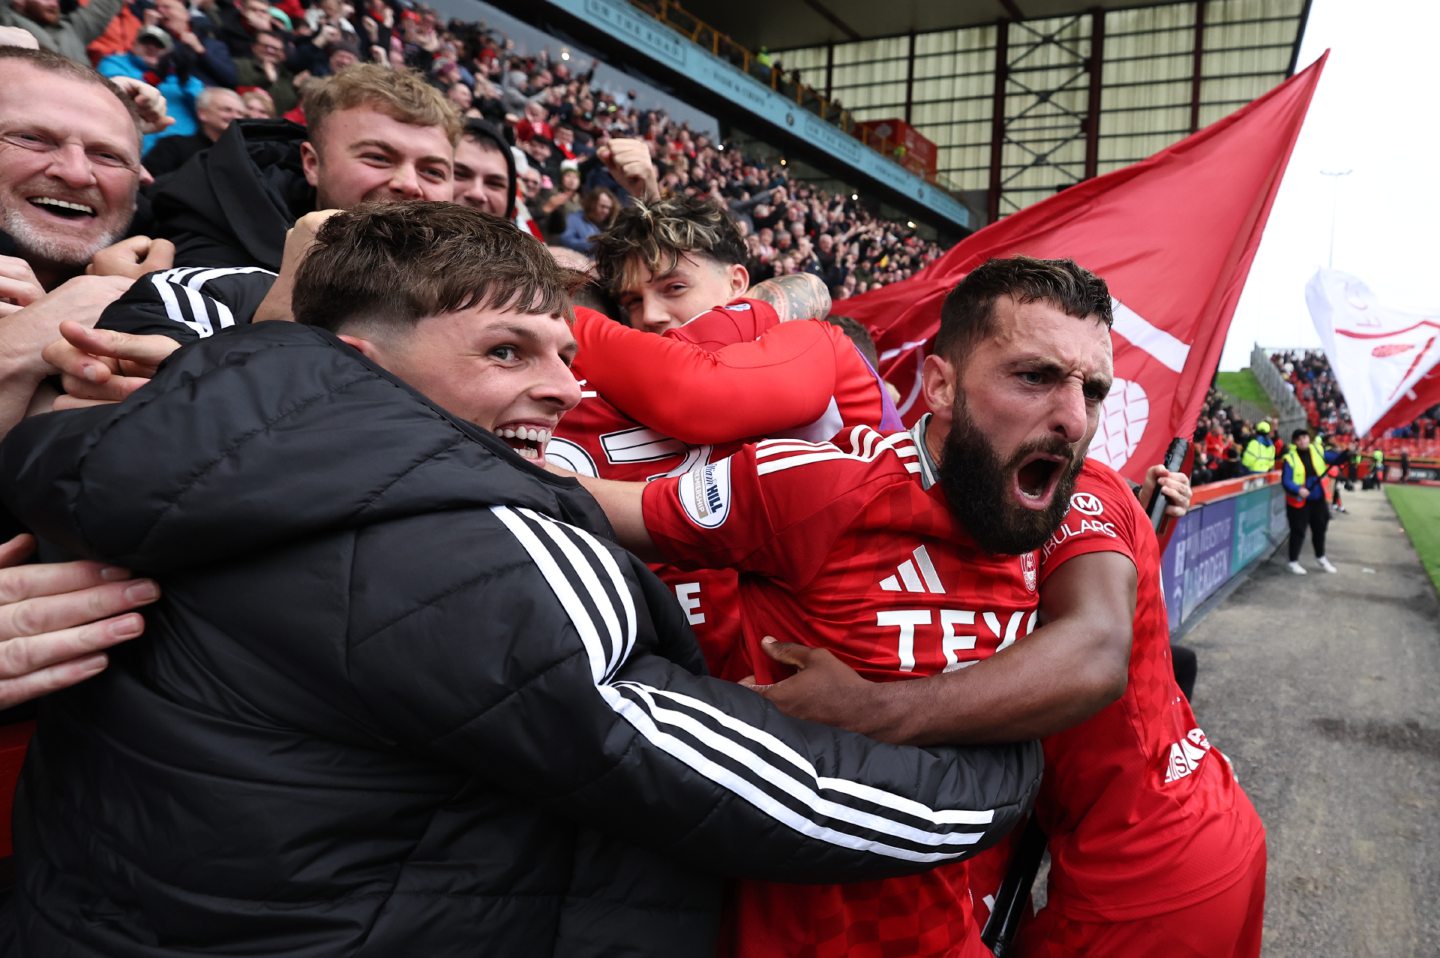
[
  {"x1": 347, "y1": 506, "x2": 1043, "y2": 883},
  {"x1": 752, "y1": 467, "x2": 1185, "y2": 746},
  {"x1": 561, "y1": 469, "x2": 659, "y2": 561},
  {"x1": 753, "y1": 551, "x2": 1136, "y2": 746},
  {"x1": 572, "y1": 306, "x2": 841, "y2": 445}
]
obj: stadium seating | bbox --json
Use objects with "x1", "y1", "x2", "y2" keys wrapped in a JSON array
[
  {"x1": 1270, "y1": 349, "x2": 1440, "y2": 458},
  {"x1": 101, "y1": 0, "x2": 940, "y2": 299}
]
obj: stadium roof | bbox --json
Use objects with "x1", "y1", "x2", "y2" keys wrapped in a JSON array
[
  {"x1": 680, "y1": 0, "x2": 1305, "y2": 55},
  {"x1": 498, "y1": 0, "x2": 1310, "y2": 233},
  {"x1": 669, "y1": 0, "x2": 1310, "y2": 223}
]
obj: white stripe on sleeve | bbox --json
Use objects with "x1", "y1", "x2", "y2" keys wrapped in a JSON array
[{"x1": 492, "y1": 504, "x2": 1001, "y2": 863}]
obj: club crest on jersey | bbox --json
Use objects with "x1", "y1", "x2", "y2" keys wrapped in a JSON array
[
  {"x1": 1020, "y1": 551, "x2": 1037, "y2": 592},
  {"x1": 1069, "y1": 491, "x2": 1104, "y2": 516},
  {"x1": 680, "y1": 458, "x2": 732, "y2": 528}
]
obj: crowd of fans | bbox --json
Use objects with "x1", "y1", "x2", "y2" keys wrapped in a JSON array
[
  {"x1": 1188, "y1": 352, "x2": 1438, "y2": 487},
  {"x1": 0, "y1": 0, "x2": 942, "y2": 301},
  {"x1": 1271, "y1": 349, "x2": 1440, "y2": 446},
  {"x1": 1271, "y1": 350, "x2": 1352, "y2": 439},
  {"x1": 0, "y1": 4, "x2": 1281, "y2": 949},
  {"x1": 1190, "y1": 385, "x2": 1261, "y2": 485}
]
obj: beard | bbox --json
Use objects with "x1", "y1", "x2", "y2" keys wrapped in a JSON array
[
  {"x1": 2, "y1": 194, "x2": 128, "y2": 274},
  {"x1": 937, "y1": 396, "x2": 1084, "y2": 555}
]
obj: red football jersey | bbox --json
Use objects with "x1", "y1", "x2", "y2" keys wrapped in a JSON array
[
  {"x1": 970, "y1": 461, "x2": 1266, "y2": 926},
  {"x1": 553, "y1": 302, "x2": 900, "y2": 675},
  {"x1": 644, "y1": 422, "x2": 1040, "y2": 958},
  {"x1": 558, "y1": 301, "x2": 899, "y2": 458}
]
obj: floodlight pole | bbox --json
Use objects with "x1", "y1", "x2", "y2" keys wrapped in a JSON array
[{"x1": 1320, "y1": 168, "x2": 1352, "y2": 269}]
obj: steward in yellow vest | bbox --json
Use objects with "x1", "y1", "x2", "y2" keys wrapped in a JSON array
[
  {"x1": 1282, "y1": 432, "x2": 1343, "y2": 509},
  {"x1": 1282, "y1": 429, "x2": 1347, "y2": 573},
  {"x1": 1240, "y1": 422, "x2": 1275, "y2": 474}
]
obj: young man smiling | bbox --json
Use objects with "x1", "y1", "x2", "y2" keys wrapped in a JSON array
[
  {"x1": 152, "y1": 63, "x2": 458, "y2": 269},
  {"x1": 298, "y1": 207, "x2": 581, "y2": 462},
  {"x1": 450, "y1": 118, "x2": 515, "y2": 220}
]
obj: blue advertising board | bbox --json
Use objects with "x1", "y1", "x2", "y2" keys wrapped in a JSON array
[
  {"x1": 1160, "y1": 510, "x2": 1199, "y2": 634},
  {"x1": 1159, "y1": 482, "x2": 1283, "y2": 633},
  {"x1": 1181, "y1": 497, "x2": 1235, "y2": 622},
  {"x1": 1269, "y1": 484, "x2": 1288, "y2": 544},
  {"x1": 1231, "y1": 486, "x2": 1273, "y2": 570}
]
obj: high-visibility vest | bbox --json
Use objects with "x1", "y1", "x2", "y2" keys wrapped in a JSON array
[
  {"x1": 1373, "y1": 450, "x2": 1384, "y2": 465},
  {"x1": 1241, "y1": 437, "x2": 1275, "y2": 473},
  {"x1": 1283, "y1": 439, "x2": 1329, "y2": 509}
]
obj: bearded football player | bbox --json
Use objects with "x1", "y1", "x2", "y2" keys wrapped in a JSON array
[{"x1": 577, "y1": 256, "x2": 1115, "y2": 958}]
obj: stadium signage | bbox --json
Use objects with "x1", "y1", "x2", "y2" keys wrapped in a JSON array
[
  {"x1": 1160, "y1": 480, "x2": 1288, "y2": 635},
  {"x1": 1231, "y1": 491, "x2": 1271, "y2": 570},
  {"x1": 581, "y1": 0, "x2": 686, "y2": 68},
  {"x1": 553, "y1": 0, "x2": 971, "y2": 229}
]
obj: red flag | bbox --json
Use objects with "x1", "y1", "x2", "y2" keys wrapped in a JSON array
[
  {"x1": 1367, "y1": 367, "x2": 1440, "y2": 438},
  {"x1": 1306, "y1": 268, "x2": 1440, "y2": 438},
  {"x1": 836, "y1": 54, "x2": 1328, "y2": 483}
]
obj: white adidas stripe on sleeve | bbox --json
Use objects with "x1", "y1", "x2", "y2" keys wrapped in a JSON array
[
  {"x1": 149, "y1": 266, "x2": 278, "y2": 339},
  {"x1": 491, "y1": 504, "x2": 1002, "y2": 864}
]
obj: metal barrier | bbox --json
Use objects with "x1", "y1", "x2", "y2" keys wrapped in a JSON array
[{"x1": 1249, "y1": 345, "x2": 1308, "y2": 438}]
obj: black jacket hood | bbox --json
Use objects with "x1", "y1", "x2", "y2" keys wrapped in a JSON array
[{"x1": 150, "y1": 119, "x2": 315, "y2": 270}]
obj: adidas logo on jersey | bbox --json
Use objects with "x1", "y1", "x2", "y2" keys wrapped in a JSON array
[
  {"x1": 879, "y1": 545, "x2": 946, "y2": 594},
  {"x1": 1163, "y1": 727, "x2": 1213, "y2": 783}
]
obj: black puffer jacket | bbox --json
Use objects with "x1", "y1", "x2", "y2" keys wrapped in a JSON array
[
  {"x1": 0, "y1": 323, "x2": 1041, "y2": 957},
  {"x1": 149, "y1": 119, "x2": 314, "y2": 270}
]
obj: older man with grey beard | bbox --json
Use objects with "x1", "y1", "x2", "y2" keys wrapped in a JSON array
[
  {"x1": 0, "y1": 46, "x2": 169, "y2": 707},
  {"x1": 0, "y1": 47, "x2": 175, "y2": 422}
]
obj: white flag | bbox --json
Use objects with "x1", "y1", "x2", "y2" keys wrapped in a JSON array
[{"x1": 1305, "y1": 269, "x2": 1440, "y2": 438}]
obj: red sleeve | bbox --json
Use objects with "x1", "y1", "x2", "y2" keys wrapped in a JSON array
[
  {"x1": 1037, "y1": 465, "x2": 1143, "y2": 584},
  {"x1": 668, "y1": 298, "x2": 780, "y2": 351},
  {"x1": 573, "y1": 305, "x2": 841, "y2": 445},
  {"x1": 641, "y1": 430, "x2": 895, "y2": 586}
]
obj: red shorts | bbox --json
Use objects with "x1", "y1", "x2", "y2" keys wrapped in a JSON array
[{"x1": 1014, "y1": 838, "x2": 1267, "y2": 958}]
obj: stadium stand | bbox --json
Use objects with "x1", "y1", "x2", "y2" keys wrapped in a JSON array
[
  {"x1": 1270, "y1": 348, "x2": 1440, "y2": 459},
  {"x1": 1190, "y1": 384, "x2": 1250, "y2": 486},
  {"x1": 21, "y1": 0, "x2": 943, "y2": 299}
]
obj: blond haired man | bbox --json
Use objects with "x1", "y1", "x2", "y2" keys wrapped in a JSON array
[{"x1": 152, "y1": 63, "x2": 459, "y2": 269}]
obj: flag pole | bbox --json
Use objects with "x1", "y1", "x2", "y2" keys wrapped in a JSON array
[{"x1": 1320, "y1": 168, "x2": 1352, "y2": 270}]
